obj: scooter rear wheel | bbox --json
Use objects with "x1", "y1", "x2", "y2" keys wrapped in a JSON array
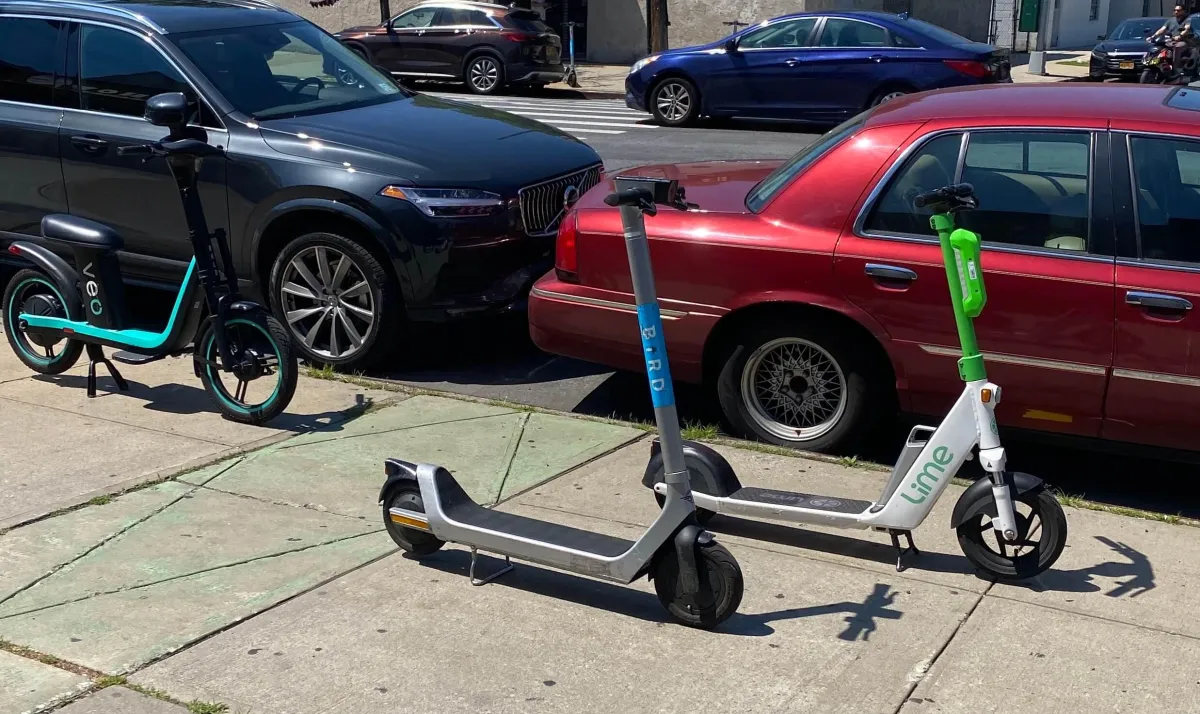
[
  {"x1": 382, "y1": 484, "x2": 445, "y2": 557},
  {"x1": 956, "y1": 488, "x2": 1067, "y2": 581},
  {"x1": 652, "y1": 542, "x2": 743, "y2": 629},
  {"x1": 197, "y1": 313, "x2": 298, "y2": 425},
  {"x1": 2, "y1": 269, "x2": 83, "y2": 375}
]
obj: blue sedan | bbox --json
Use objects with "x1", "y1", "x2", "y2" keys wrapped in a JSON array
[{"x1": 627, "y1": 12, "x2": 1012, "y2": 126}]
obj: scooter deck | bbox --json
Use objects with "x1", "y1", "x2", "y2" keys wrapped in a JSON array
[
  {"x1": 726, "y1": 487, "x2": 873, "y2": 515},
  {"x1": 436, "y1": 471, "x2": 632, "y2": 557}
]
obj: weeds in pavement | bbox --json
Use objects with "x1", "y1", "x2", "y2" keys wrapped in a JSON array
[
  {"x1": 94, "y1": 675, "x2": 127, "y2": 689},
  {"x1": 303, "y1": 363, "x2": 338, "y2": 381},
  {"x1": 124, "y1": 683, "x2": 175, "y2": 702},
  {"x1": 187, "y1": 700, "x2": 230, "y2": 714},
  {"x1": 681, "y1": 421, "x2": 719, "y2": 440},
  {"x1": 836, "y1": 455, "x2": 860, "y2": 468},
  {"x1": 87, "y1": 495, "x2": 113, "y2": 506}
]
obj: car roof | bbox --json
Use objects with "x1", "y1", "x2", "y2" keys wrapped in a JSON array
[
  {"x1": 865, "y1": 83, "x2": 1192, "y2": 128},
  {"x1": 413, "y1": 0, "x2": 517, "y2": 12},
  {"x1": 763, "y1": 10, "x2": 914, "y2": 24},
  {"x1": 0, "y1": 0, "x2": 298, "y2": 33}
]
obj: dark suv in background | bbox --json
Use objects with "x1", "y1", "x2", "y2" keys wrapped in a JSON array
[
  {"x1": 335, "y1": 1, "x2": 565, "y2": 95},
  {"x1": 0, "y1": 0, "x2": 602, "y2": 369}
]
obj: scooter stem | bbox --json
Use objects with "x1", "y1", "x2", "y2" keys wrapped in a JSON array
[{"x1": 613, "y1": 177, "x2": 688, "y2": 484}]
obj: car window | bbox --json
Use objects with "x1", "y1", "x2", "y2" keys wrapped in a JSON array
[
  {"x1": 0, "y1": 17, "x2": 62, "y2": 106},
  {"x1": 746, "y1": 111, "x2": 867, "y2": 212},
  {"x1": 173, "y1": 21, "x2": 404, "y2": 121},
  {"x1": 817, "y1": 19, "x2": 891, "y2": 48},
  {"x1": 896, "y1": 17, "x2": 974, "y2": 46},
  {"x1": 506, "y1": 10, "x2": 551, "y2": 33},
  {"x1": 392, "y1": 8, "x2": 438, "y2": 28},
  {"x1": 1130, "y1": 136, "x2": 1200, "y2": 264},
  {"x1": 79, "y1": 25, "x2": 194, "y2": 118},
  {"x1": 1110, "y1": 18, "x2": 1163, "y2": 39},
  {"x1": 865, "y1": 133, "x2": 964, "y2": 236},
  {"x1": 738, "y1": 18, "x2": 818, "y2": 49},
  {"x1": 958, "y1": 131, "x2": 1091, "y2": 252}
]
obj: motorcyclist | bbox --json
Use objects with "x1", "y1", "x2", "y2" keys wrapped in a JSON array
[
  {"x1": 1150, "y1": 5, "x2": 1189, "y2": 41},
  {"x1": 1150, "y1": 5, "x2": 1197, "y2": 80}
]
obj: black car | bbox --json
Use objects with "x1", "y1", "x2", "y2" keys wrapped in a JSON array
[
  {"x1": 335, "y1": 1, "x2": 565, "y2": 95},
  {"x1": 0, "y1": 0, "x2": 601, "y2": 369},
  {"x1": 1090, "y1": 16, "x2": 1168, "y2": 80}
]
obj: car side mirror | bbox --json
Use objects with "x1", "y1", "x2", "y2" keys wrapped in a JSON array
[
  {"x1": 725, "y1": 38, "x2": 739, "y2": 54},
  {"x1": 144, "y1": 92, "x2": 191, "y2": 138}
]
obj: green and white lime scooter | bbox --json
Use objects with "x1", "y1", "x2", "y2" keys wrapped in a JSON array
[{"x1": 644, "y1": 183, "x2": 1069, "y2": 580}]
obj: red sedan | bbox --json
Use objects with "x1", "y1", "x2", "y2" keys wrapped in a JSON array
[{"x1": 529, "y1": 83, "x2": 1200, "y2": 455}]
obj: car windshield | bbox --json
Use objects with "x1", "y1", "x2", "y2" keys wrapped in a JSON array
[
  {"x1": 745, "y1": 112, "x2": 869, "y2": 212},
  {"x1": 507, "y1": 10, "x2": 553, "y2": 33},
  {"x1": 171, "y1": 21, "x2": 407, "y2": 121},
  {"x1": 896, "y1": 17, "x2": 975, "y2": 46},
  {"x1": 1110, "y1": 18, "x2": 1164, "y2": 39}
]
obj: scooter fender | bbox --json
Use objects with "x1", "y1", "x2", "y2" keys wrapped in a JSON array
[
  {"x1": 6, "y1": 242, "x2": 83, "y2": 320},
  {"x1": 950, "y1": 471, "x2": 1044, "y2": 529},
  {"x1": 190, "y1": 303, "x2": 268, "y2": 378},
  {"x1": 642, "y1": 439, "x2": 743, "y2": 496},
  {"x1": 379, "y1": 458, "x2": 421, "y2": 504}
]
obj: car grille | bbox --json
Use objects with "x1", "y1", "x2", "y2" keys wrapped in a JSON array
[{"x1": 518, "y1": 165, "x2": 602, "y2": 236}]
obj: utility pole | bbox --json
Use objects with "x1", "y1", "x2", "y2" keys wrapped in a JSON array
[
  {"x1": 379, "y1": 0, "x2": 391, "y2": 24},
  {"x1": 648, "y1": 0, "x2": 668, "y2": 53}
]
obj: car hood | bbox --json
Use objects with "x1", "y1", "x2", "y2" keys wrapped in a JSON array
[
  {"x1": 335, "y1": 25, "x2": 380, "y2": 36},
  {"x1": 580, "y1": 160, "x2": 783, "y2": 214},
  {"x1": 1096, "y1": 39, "x2": 1151, "y2": 53},
  {"x1": 257, "y1": 94, "x2": 601, "y2": 193}
]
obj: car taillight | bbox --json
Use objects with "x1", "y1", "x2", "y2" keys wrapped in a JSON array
[
  {"x1": 501, "y1": 31, "x2": 534, "y2": 42},
  {"x1": 555, "y1": 210, "x2": 579, "y2": 283},
  {"x1": 944, "y1": 60, "x2": 990, "y2": 78},
  {"x1": 6, "y1": 243, "x2": 20, "y2": 256}
]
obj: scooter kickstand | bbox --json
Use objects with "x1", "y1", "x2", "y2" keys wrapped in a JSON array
[
  {"x1": 889, "y1": 530, "x2": 920, "y2": 573},
  {"x1": 85, "y1": 345, "x2": 129, "y2": 398},
  {"x1": 468, "y1": 547, "x2": 514, "y2": 586}
]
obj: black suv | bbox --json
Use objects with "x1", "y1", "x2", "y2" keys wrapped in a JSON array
[
  {"x1": 0, "y1": 0, "x2": 601, "y2": 368},
  {"x1": 335, "y1": 1, "x2": 564, "y2": 95}
]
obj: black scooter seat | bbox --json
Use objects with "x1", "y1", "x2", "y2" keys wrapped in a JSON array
[
  {"x1": 41, "y1": 215, "x2": 124, "y2": 251},
  {"x1": 434, "y1": 469, "x2": 632, "y2": 557}
]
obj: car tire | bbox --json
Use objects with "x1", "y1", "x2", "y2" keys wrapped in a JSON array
[
  {"x1": 868, "y1": 86, "x2": 911, "y2": 108},
  {"x1": 465, "y1": 54, "x2": 504, "y2": 95},
  {"x1": 268, "y1": 231, "x2": 401, "y2": 370},
  {"x1": 715, "y1": 318, "x2": 880, "y2": 454},
  {"x1": 1139, "y1": 68, "x2": 1158, "y2": 84},
  {"x1": 649, "y1": 77, "x2": 700, "y2": 127}
]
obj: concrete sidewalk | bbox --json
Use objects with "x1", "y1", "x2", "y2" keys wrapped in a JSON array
[{"x1": 3, "y1": 352, "x2": 1199, "y2": 714}]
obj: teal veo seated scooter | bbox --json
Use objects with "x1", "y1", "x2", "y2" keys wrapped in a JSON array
[
  {"x1": 2, "y1": 93, "x2": 297, "y2": 425},
  {"x1": 643, "y1": 183, "x2": 1069, "y2": 581}
]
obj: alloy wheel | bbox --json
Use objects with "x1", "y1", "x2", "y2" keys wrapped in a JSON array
[
  {"x1": 278, "y1": 246, "x2": 375, "y2": 361},
  {"x1": 874, "y1": 90, "x2": 908, "y2": 106},
  {"x1": 470, "y1": 58, "x2": 500, "y2": 93},
  {"x1": 656, "y1": 81, "x2": 692, "y2": 123},
  {"x1": 740, "y1": 337, "x2": 848, "y2": 442}
]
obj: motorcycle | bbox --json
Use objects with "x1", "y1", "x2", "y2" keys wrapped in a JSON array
[{"x1": 1141, "y1": 30, "x2": 1199, "y2": 84}]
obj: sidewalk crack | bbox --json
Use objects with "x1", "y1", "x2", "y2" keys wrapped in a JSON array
[
  {"x1": 276, "y1": 411, "x2": 519, "y2": 451},
  {"x1": 490, "y1": 412, "x2": 531, "y2": 506}
]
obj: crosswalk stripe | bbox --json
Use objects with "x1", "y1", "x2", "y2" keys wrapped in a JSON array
[
  {"x1": 456, "y1": 99, "x2": 645, "y2": 116},
  {"x1": 505, "y1": 111, "x2": 655, "y2": 126},
  {"x1": 535, "y1": 118, "x2": 651, "y2": 129},
  {"x1": 549, "y1": 126, "x2": 626, "y2": 135}
]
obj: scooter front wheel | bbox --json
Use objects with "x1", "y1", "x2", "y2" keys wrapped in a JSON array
[
  {"x1": 2, "y1": 269, "x2": 84, "y2": 375},
  {"x1": 652, "y1": 542, "x2": 743, "y2": 629},
  {"x1": 198, "y1": 313, "x2": 298, "y2": 425},
  {"x1": 957, "y1": 488, "x2": 1067, "y2": 581}
]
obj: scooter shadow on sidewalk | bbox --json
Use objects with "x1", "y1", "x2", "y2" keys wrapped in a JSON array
[
  {"x1": 408, "y1": 549, "x2": 907, "y2": 638},
  {"x1": 1017, "y1": 535, "x2": 1157, "y2": 598},
  {"x1": 31, "y1": 371, "x2": 377, "y2": 434}
]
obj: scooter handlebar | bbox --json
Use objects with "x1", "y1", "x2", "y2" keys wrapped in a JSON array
[{"x1": 914, "y1": 183, "x2": 976, "y2": 209}]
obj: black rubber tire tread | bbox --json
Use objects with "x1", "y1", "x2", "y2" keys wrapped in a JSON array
[
  {"x1": 3, "y1": 268, "x2": 83, "y2": 375},
  {"x1": 382, "y1": 484, "x2": 445, "y2": 556},
  {"x1": 465, "y1": 53, "x2": 505, "y2": 95},
  {"x1": 198, "y1": 312, "x2": 298, "y2": 425},
  {"x1": 653, "y1": 541, "x2": 744, "y2": 629},
  {"x1": 715, "y1": 317, "x2": 879, "y2": 453},
  {"x1": 649, "y1": 76, "x2": 701, "y2": 127},
  {"x1": 956, "y1": 487, "x2": 1068, "y2": 581},
  {"x1": 268, "y1": 231, "x2": 401, "y2": 370}
]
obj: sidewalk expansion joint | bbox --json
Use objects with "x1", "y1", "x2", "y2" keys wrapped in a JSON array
[
  {"x1": 493, "y1": 431, "x2": 649, "y2": 508},
  {"x1": 0, "y1": 530, "x2": 385, "y2": 622},
  {"x1": 490, "y1": 412, "x2": 531, "y2": 506},
  {"x1": 984, "y1": 589, "x2": 1200, "y2": 642},
  {"x1": 0, "y1": 393, "x2": 231, "y2": 447},
  {"x1": 275, "y1": 410, "x2": 521, "y2": 452},
  {"x1": 195, "y1": 482, "x2": 376, "y2": 523},
  {"x1": 888, "y1": 585, "x2": 990, "y2": 714},
  {"x1": 0, "y1": 481, "x2": 207, "y2": 609}
]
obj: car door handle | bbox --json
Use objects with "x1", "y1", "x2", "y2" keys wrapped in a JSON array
[
  {"x1": 865, "y1": 263, "x2": 918, "y2": 283},
  {"x1": 785, "y1": 57, "x2": 802, "y2": 66},
  {"x1": 870, "y1": 54, "x2": 885, "y2": 62},
  {"x1": 1125, "y1": 290, "x2": 1192, "y2": 312},
  {"x1": 70, "y1": 135, "x2": 108, "y2": 153}
]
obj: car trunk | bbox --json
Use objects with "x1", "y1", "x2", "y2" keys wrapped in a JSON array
[{"x1": 506, "y1": 10, "x2": 562, "y2": 65}]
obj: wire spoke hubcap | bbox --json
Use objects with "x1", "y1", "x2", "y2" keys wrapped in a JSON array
[
  {"x1": 280, "y1": 247, "x2": 374, "y2": 360},
  {"x1": 471, "y1": 59, "x2": 499, "y2": 91},
  {"x1": 656, "y1": 83, "x2": 691, "y2": 121},
  {"x1": 741, "y1": 337, "x2": 848, "y2": 442}
]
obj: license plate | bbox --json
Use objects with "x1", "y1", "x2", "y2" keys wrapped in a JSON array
[
  {"x1": 547, "y1": 48, "x2": 560, "y2": 63},
  {"x1": 1120, "y1": 60, "x2": 1135, "y2": 70}
]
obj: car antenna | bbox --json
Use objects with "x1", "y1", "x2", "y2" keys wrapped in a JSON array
[{"x1": 898, "y1": 11, "x2": 910, "y2": 19}]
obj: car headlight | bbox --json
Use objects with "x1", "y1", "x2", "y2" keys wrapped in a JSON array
[
  {"x1": 380, "y1": 186, "x2": 504, "y2": 218},
  {"x1": 630, "y1": 55, "x2": 658, "y2": 74}
]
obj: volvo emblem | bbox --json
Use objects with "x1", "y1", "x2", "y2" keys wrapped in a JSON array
[{"x1": 562, "y1": 185, "x2": 579, "y2": 212}]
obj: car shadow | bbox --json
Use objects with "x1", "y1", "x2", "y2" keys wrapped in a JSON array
[{"x1": 409, "y1": 548, "x2": 907, "y2": 638}]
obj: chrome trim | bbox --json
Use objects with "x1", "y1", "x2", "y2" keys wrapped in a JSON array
[
  {"x1": 1117, "y1": 257, "x2": 1200, "y2": 275},
  {"x1": 918, "y1": 344, "x2": 1108, "y2": 376},
  {"x1": 864, "y1": 263, "x2": 917, "y2": 281},
  {"x1": 518, "y1": 164, "x2": 603, "y2": 237},
  {"x1": 530, "y1": 286, "x2": 687, "y2": 318},
  {"x1": 1125, "y1": 290, "x2": 1193, "y2": 310},
  {"x1": 1, "y1": 3, "x2": 166, "y2": 33},
  {"x1": 1112, "y1": 368, "x2": 1200, "y2": 387},
  {"x1": 391, "y1": 71, "x2": 457, "y2": 78}
]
